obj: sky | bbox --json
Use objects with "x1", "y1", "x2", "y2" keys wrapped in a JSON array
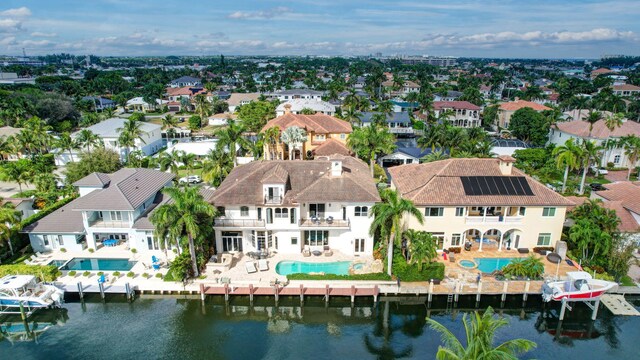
[{"x1": 1, "y1": 0, "x2": 640, "y2": 58}]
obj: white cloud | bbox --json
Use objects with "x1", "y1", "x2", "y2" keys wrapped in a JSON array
[
  {"x1": 31, "y1": 31, "x2": 57, "y2": 37},
  {"x1": 228, "y1": 7, "x2": 292, "y2": 20},
  {"x1": 0, "y1": 18, "x2": 23, "y2": 33},
  {"x1": 0, "y1": 7, "x2": 32, "y2": 17},
  {"x1": 0, "y1": 36, "x2": 16, "y2": 46}
]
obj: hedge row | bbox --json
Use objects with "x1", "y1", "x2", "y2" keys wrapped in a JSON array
[
  {"x1": 0, "y1": 264, "x2": 61, "y2": 281},
  {"x1": 20, "y1": 194, "x2": 78, "y2": 229},
  {"x1": 287, "y1": 273, "x2": 392, "y2": 281}
]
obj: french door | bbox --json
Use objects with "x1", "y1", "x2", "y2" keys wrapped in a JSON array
[{"x1": 354, "y1": 238, "x2": 366, "y2": 254}]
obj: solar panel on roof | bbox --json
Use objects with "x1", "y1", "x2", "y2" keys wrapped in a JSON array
[{"x1": 460, "y1": 176, "x2": 534, "y2": 196}]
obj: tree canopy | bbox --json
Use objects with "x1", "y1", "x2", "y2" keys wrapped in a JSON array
[{"x1": 508, "y1": 107, "x2": 550, "y2": 146}]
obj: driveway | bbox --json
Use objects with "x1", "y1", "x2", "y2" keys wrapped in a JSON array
[{"x1": 0, "y1": 181, "x2": 36, "y2": 198}]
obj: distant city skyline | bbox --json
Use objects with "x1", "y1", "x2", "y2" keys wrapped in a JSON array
[{"x1": 1, "y1": 1, "x2": 639, "y2": 58}]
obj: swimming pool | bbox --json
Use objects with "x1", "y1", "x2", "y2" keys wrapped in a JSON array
[
  {"x1": 275, "y1": 261, "x2": 357, "y2": 276},
  {"x1": 474, "y1": 258, "x2": 516, "y2": 273},
  {"x1": 60, "y1": 258, "x2": 137, "y2": 271},
  {"x1": 47, "y1": 259, "x2": 68, "y2": 268}
]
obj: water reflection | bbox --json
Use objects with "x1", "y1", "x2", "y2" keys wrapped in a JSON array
[{"x1": 0, "y1": 308, "x2": 68, "y2": 343}]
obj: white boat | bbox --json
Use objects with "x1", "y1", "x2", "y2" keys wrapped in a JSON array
[
  {"x1": 0, "y1": 275, "x2": 64, "y2": 315},
  {"x1": 542, "y1": 271, "x2": 617, "y2": 302}
]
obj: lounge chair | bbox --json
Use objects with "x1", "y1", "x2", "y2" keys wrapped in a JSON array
[
  {"x1": 302, "y1": 245, "x2": 311, "y2": 257},
  {"x1": 323, "y1": 246, "x2": 333, "y2": 257},
  {"x1": 36, "y1": 252, "x2": 50, "y2": 258},
  {"x1": 258, "y1": 259, "x2": 269, "y2": 271},
  {"x1": 245, "y1": 261, "x2": 258, "y2": 274},
  {"x1": 449, "y1": 252, "x2": 456, "y2": 262}
]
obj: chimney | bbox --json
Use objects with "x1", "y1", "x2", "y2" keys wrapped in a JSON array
[
  {"x1": 497, "y1": 155, "x2": 515, "y2": 175},
  {"x1": 284, "y1": 103, "x2": 292, "y2": 114},
  {"x1": 331, "y1": 159, "x2": 342, "y2": 177}
]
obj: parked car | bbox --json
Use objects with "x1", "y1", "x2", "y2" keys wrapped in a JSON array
[
  {"x1": 179, "y1": 175, "x2": 202, "y2": 184},
  {"x1": 590, "y1": 183, "x2": 606, "y2": 191},
  {"x1": 590, "y1": 166, "x2": 609, "y2": 175}
]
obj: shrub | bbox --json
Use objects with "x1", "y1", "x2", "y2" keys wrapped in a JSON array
[
  {"x1": 82, "y1": 271, "x2": 91, "y2": 277},
  {"x1": 0, "y1": 264, "x2": 61, "y2": 281},
  {"x1": 142, "y1": 273, "x2": 151, "y2": 279},
  {"x1": 155, "y1": 273, "x2": 163, "y2": 279},
  {"x1": 88, "y1": 248, "x2": 95, "y2": 253},
  {"x1": 448, "y1": 247, "x2": 462, "y2": 254},
  {"x1": 287, "y1": 273, "x2": 392, "y2": 281},
  {"x1": 60, "y1": 248, "x2": 67, "y2": 253},
  {"x1": 68, "y1": 270, "x2": 77, "y2": 277},
  {"x1": 391, "y1": 253, "x2": 445, "y2": 281},
  {"x1": 131, "y1": 248, "x2": 137, "y2": 254},
  {"x1": 127, "y1": 271, "x2": 134, "y2": 278},
  {"x1": 501, "y1": 255, "x2": 544, "y2": 280},
  {"x1": 19, "y1": 195, "x2": 78, "y2": 229},
  {"x1": 97, "y1": 271, "x2": 104, "y2": 277},
  {"x1": 113, "y1": 271, "x2": 121, "y2": 278}
]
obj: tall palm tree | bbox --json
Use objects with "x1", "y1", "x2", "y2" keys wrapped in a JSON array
[
  {"x1": 602, "y1": 113, "x2": 624, "y2": 165},
  {"x1": 584, "y1": 110, "x2": 603, "y2": 138},
  {"x1": 179, "y1": 151, "x2": 197, "y2": 181},
  {"x1": 158, "y1": 151, "x2": 181, "y2": 176},
  {"x1": 578, "y1": 140, "x2": 603, "y2": 195},
  {"x1": 280, "y1": 126, "x2": 307, "y2": 160},
  {"x1": 0, "y1": 160, "x2": 32, "y2": 193},
  {"x1": 161, "y1": 114, "x2": 179, "y2": 138},
  {"x1": 150, "y1": 186, "x2": 217, "y2": 277},
  {"x1": 262, "y1": 126, "x2": 280, "y2": 160},
  {"x1": 421, "y1": 150, "x2": 449, "y2": 163},
  {"x1": 427, "y1": 306, "x2": 536, "y2": 359},
  {"x1": 214, "y1": 120, "x2": 250, "y2": 166},
  {"x1": 0, "y1": 135, "x2": 16, "y2": 160},
  {"x1": 56, "y1": 132, "x2": 79, "y2": 163},
  {"x1": 0, "y1": 199, "x2": 21, "y2": 257},
  {"x1": 418, "y1": 124, "x2": 447, "y2": 152},
  {"x1": 621, "y1": 135, "x2": 640, "y2": 180},
  {"x1": 370, "y1": 189, "x2": 424, "y2": 276},
  {"x1": 552, "y1": 138, "x2": 582, "y2": 193},
  {"x1": 342, "y1": 104, "x2": 363, "y2": 127},
  {"x1": 76, "y1": 129, "x2": 101, "y2": 154},
  {"x1": 194, "y1": 94, "x2": 211, "y2": 125},
  {"x1": 375, "y1": 100, "x2": 394, "y2": 117},
  {"x1": 117, "y1": 118, "x2": 146, "y2": 164},
  {"x1": 201, "y1": 148, "x2": 233, "y2": 187},
  {"x1": 348, "y1": 126, "x2": 396, "y2": 177}
]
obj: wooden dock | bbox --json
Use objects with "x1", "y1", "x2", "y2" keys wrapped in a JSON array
[
  {"x1": 60, "y1": 281, "x2": 136, "y2": 300},
  {"x1": 600, "y1": 294, "x2": 640, "y2": 316},
  {"x1": 202, "y1": 283, "x2": 380, "y2": 303}
]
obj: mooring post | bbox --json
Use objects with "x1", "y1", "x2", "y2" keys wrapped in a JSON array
[
  {"x1": 200, "y1": 283, "x2": 206, "y2": 302},
  {"x1": 476, "y1": 279, "x2": 482, "y2": 302},
  {"x1": 274, "y1": 284, "x2": 279, "y2": 304},
  {"x1": 351, "y1": 285, "x2": 356, "y2": 304},
  {"x1": 559, "y1": 298, "x2": 567, "y2": 320},
  {"x1": 373, "y1": 285, "x2": 379, "y2": 303},
  {"x1": 19, "y1": 301, "x2": 27, "y2": 321},
  {"x1": 428, "y1": 279, "x2": 433, "y2": 304},
  {"x1": 249, "y1": 284, "x2": 254, "y2": 303},
  {"x1": 325, "y1": 284, "x2": 330, "y2": 303},
  {"x1": 224, "y1": 283, "x2": 229, "y2": 302},
  {"x1": 501, "y1": 280, "x2": 508, "y2": 302},
  {"x1": 454, "y1": 280, "x2": 460, "y2": 303},
  {"x1": 125, "y1": 283, "x2": 132, "y2": 301},
  {"x1": 299, "y1": 284, "x2": 304, "y2": 304},
  {"x1": 523, "y1": 280, "x2": 530, "y2": 302},
  {"x1": 98, "y1": 281, "x2": 105, "y2": 299},
  {"x1": 592, "y1": 299, "x2": 600, "y2": 320},
  {"x1": 77, "y1": 282, "x2": 84, "y2": 300}
]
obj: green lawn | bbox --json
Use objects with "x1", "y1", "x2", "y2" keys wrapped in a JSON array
[
  {"x1": 177, "y1": 168, "x2": 203, "y2": 178},
  {"x1": 620, "y1": 275, "x2": 636, "y2": 286}
]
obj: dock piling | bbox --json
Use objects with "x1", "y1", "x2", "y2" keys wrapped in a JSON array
[
  {"x1": 501, "y1": 280, "x2": 508, "y2": 302},
  {"x1": 325, "y1": 284, "x2": 330, "y2": 303},
  {"x1": 523, "y1": 280, "x2": 530, "y2": 302},
  {"x1": 98, "y1": 281, "x2": 105, "y2": 299},
  {"x1": 249, "y1": 284, "x2": 254, "y2": 303},
  {"x1": 125, "y1": 283, "x2": 132, "y2": 301},
  {"x1": 299, "y1": 284, "x2": 304, "y2": 304},
  {"x1": 200, "y1": 284, "x2": 205, "y2": 302},
  {"x1": 428, "y1": 280, "x2": 433, "y2": 305},
  {"x1": 373, "y1": 285, "x2": 379, "y2": 303},
  {"x1": 224, "y1": 283, "x2": 229, "y2": 302},
  {"x1": 351, "y1": 285, "x2": 355, "y2": 304},
  {"x1": 77, "y1": 282, "x2": 84, "y2": 300},
  {"x1": 476, "y1": 279, "x2": 482, "y2": 302}
]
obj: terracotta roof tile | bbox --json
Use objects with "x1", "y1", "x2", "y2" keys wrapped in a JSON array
[
  {"x1": 262, "y1": 113, "x2": 352, "y2": 135},
  {"x1": 434, "y1": 101, "x2": 481, "y2": 111},
  {"x1": 595, "y1": 181, "x2": 640, "y2": 215},
  {"x1": 556, "y1": 114, "x2": 640, "y2": 139},
  {"x1": 312, "y1": 139, "x2": 352, "y2": 157},
  {"x1": 499, "y1": 100, "x2": 551, "y2": 112}
]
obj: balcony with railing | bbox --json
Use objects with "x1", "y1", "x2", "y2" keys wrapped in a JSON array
[
  {"x1": 214, "y1": 219, "x2": 265, "y2": 227},
  {"x1": 464, "y1": 216, "x2": 523, "y2": 225},
  {"x1": 264, "y1": 195, "x2": 283, "y2": 205},
  {"x1": 299, "y1": 217, "x2": 350, "y2": 228},
  {"x1": 88, "y1": 219, "x2": 131, "y2": 228}
]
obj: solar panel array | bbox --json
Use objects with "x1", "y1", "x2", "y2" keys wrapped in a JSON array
[{"x1": 460, "y1": 176, "x2": 534, "y2": 196}]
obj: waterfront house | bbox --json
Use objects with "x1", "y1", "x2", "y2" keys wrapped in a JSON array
[
  {"x1": 360, "y1": 112, "x2": 414, "y2": 136},
  {"x1": 23, "y1": 169, "x2": 175, "y2": 254},
  {"x1": 415, "y1": 101, "x2": 481, "y2": 128},
  {"x1": 125, "y1": 97, "x2": 168, "y2": 112},
  {"x1": 267, "y1": 89, "x2": 324, "y2": 102},
  {"x1": 275, "y1": 99, "x2": 336, "y2": 116},
  {"x1": 208, "y1": 156, "x2": 380, "y2": 256},
  {"x1": 81, "y1": 96, "x2": 116, "y2": 111},
  {"x1": 388, "y1": 156, "x2": 573, "y2": 252},
  {"x1": 549, "y1": 110, "x2": 640, "y2": 168},
  {"x1": 227, "y1": 92, "x2": 261, "y2": 113},
  {"x1": 611, "y1": 84, "x2": 640, "y2": 98},
  {"x1": 590, "y1": 182, "x2": 640, "y2": 244},
  {"x1": 261, "y1": 108, "x2": 352, "y2": 160},
  {"x1": 497, "y1": 100, "x2": 550, "y2": 128}
]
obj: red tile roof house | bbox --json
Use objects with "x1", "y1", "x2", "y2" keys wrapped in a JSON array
[
  {"x1": 549, "y1": 110, "x2": 640, "y2": 169},
  {"x1": 612, "y1": 84, "x2": 640, "y2": 98},
  {"x1": 583, "y1": 182, "x2": 640, "y2": 244},
  {"x1": 497, "y1": 100, "x2": 551, "y2": 128}
]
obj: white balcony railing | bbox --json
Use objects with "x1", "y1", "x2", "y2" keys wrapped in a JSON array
[
  {"x1": 214, "y1": 219, "x2": 265, "y2": 227},
  {"x1": 89, "y1": 219, "x2": 130, "y2": 228},
  {"x1": 464, "y1": 216, "x2": 523, "y2": 225}
]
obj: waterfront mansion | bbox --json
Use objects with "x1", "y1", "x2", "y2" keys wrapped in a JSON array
[
  {"x1": 388, "y1": 156, "x2": 574, "y2": 252},
  {"x1": 23, "y1": 168, "x2": 176, "y2": 254},
  {"x1": 207, "y1": 156, "x2": 380, "y2": 256}
]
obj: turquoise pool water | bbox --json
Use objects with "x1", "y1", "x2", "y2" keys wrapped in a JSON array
[
  {"x1": 459, "y1": 260, "x2": 476, "y2": 268},
  {"x1": 60, "y1": 258, "x2": 137, "y2": 271},
  {"x1": 474, "y1": 258, "x2": 516, "y2": 273},
  {"x1": 275, "y1": 261, "x2": 355, "y2": 275},
  {"x1": 47, "y1": 259, "x2": 68, "y2": 268}
]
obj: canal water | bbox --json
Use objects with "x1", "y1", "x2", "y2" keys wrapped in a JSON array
[{"x1": 1, "y1": 295, "x2": 638, "y2": 359}]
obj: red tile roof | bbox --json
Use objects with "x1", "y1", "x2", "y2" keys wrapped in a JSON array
[
  {"x1": 499, "y1": 100, "x2": 551, "y2": 112},
  {"x1": 595, "y1": 181, "x2": 640, "y2": 215},
  {"x1": 612, "y1": 84, "x2": 640, "y2": 91},
  {"x1": 555, "y1": 118, "x2": 640, "y2": 139},
  {"x1": 312, "y1": 138, "x2": 352, "y2": 157},
  {"x1": 262, "y1": 113, "x2": 352, "y2": 135}
]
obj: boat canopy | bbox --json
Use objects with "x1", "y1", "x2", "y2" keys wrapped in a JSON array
[
  {"x1": 566, "y1": 271, "x2": 593, "y2": 281},
  {"x1": 0, "y1": 275, "x2": 36, "y2": 289}
]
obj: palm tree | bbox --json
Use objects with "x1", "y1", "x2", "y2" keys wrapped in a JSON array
[
  {"x1": 421, "y1": 150, "x2": 449, "y2": 163},
  {"x1": 280, "y1": 126, "x2": 307, "y2": 160},
  {"x1": 117, "y1": 118, "x2": 146, "y2": 163},
  {"x1": 427, "y1": 306, "x2": 536, "y2": 359},
  {"x1": 158, "y1": 151, "x2": 181, "y2": 176},
  {"x1": 552, "y1": 138, "x2": 582, "y2": 193},
  {"x1": 127, "y1": 150, "x2": 146, "y2": 168},
  {"x1": 194, "y1": 94, "x2": 211, "y2": 125},
  {"x1": 76, "y1": 129, "x2": 101, "y2": 154},
  {"x1": 178, "y1": 151, "x2": 197, "y2": 182},
  {"x1": 418, "y1": 124, "x2": 447, "y2": 152},
  {"x1": 622, "y1": 135, "x2": 640, "y2": 180},
  {"x1": 375, "y1": 100, "x2": 394, "y2": 116},
  {"x1": 0, "y1": 135, "x2": 16, "y2": 160},
  {"x1": 348, "y1": 126, "x2": 396, "y2": 177},
  {"x1": 0, "y1": 199, "x2": 21, "y2": 257},
  {"x1": 342, "y1": 104, "x2": 363, "y2": 127},
  {"x1": 578, "y1": 140, "x2": 603, "y2": 195},
  {"x1": 161, "y1": 114, "x2": 179, "y2": 138},
  {"x1": 214, "y1": 120, "x2": 250, "y2": 166},
  {"x1": 0, "y1": 160, "x2": 32, "y2": 193},
  {"x1": 370, "y1": 189, "x2": 424, "y2": 276},
  {"x1": 201, "y1": 148, "x2": 233, "y2": 187},
  {"x1": 405, "y1": 230, "x2": 437, "y2": 271},
  {"x1": 56, "y1": 132, "x2": 79, "y2": 163},
  {"x1": 584, "y1": 110, "x2": 603, "y2": 138},
  {"x1": 262, "y1": 126, "x2": 280, "y2": 160},
  {"x1": 150, "y1": 186, "x2": 217, "y2": 277}
]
